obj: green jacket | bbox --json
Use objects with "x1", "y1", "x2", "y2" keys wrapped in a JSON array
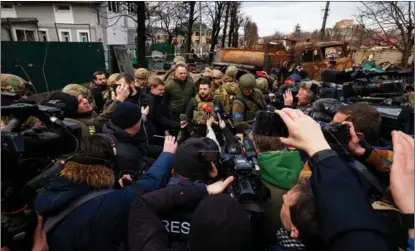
[
  {"x1": 67, "y1": 100, "x2": 120, "y2": 137},
  {"x1": 259, "y1": 150, "x2": 303, "y2": 243},
  {"x1": 165, "y1": 78, "x2": 195, "y2": 120}
]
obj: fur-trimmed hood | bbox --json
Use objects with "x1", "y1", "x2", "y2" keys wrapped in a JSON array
[{"x1": 34, "y1": 162, "x2": 115, "y2": 215}]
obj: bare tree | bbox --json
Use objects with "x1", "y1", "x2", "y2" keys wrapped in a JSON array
[
  {"x1": 244, "y1": 17, "x2": 259, "y2": 48},
  {"x1": 150, "y1": 2, "x2": 188, "y2": 44},
  {"x1": 204, "y1": 1, "x2": 226, "y2": 63},
  {"x1": 227, "y1": 2, "x2": 242, "y2": 47},
  {"x1": 357, "y1": 1, "x2": 414, "y2": 67},
  {"x1": 185, "y1": 2, "x2": 197, "y2": 54},
  {"x1": 221, "y1": 2, "x2": 231, "y2": 48}
]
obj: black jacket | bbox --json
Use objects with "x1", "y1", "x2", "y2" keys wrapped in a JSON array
[
  {"x1": 151, "y1": 93, "x2": 180, "y2": 135},
  {"x1": 128, "y1": 181, "x2": 208, "y2": 251},
  {"x1": 125, "y1": 88, "x2": 157, "y2": 144},
  {"x1": 309, "y1": 150, "x2": 390, "y2": 251},
  {"x1": 102, "y1": 121, "x2": 148, "y2": 174}
]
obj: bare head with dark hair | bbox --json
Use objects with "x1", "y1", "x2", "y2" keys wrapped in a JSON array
[
  {"x1": 93, "y1": 71, "x2": 106, "y2": 86},
  {"x1": 149, "y1": 77, "x2": 166, "y2": 96},
  {"x1": 198, "y1": 79, "x2": 211, "y2": 99},
  {"x1": 333, "y1": 103, "x2": 381, "y2": 145},
  {"x1": 174, "y1": 64, "x2": 187, "y2": 81},
  {"x1": 115, "y1": 73, "x2": 136, "y2": 96},
  {"x1": 251, "y1": 133, "x2": 284, "y2": 153},
  {"x1": 280, "y1": 178, "x2": 323, "y2": 249}
]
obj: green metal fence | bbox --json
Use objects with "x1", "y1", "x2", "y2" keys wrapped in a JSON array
[{"x1": 1, "y1": 41, "x2": 106, "y2": 94}]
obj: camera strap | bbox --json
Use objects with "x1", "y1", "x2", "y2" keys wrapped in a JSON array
[
  {"x1": 43, "y1": 189, "x2": 113, "y2": 233},
  {"x1": 353, "y1": 161, "x2": 387, "y2": 197}
]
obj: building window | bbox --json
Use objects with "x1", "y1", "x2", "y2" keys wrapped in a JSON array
[
  {"x1": 16, "y1": 29, "x2": 35, "y2": 41},
  {"x1": 56, "y1": 4, "x2": 71, "y2": 11},
  {"x1": 78, "y1": 31, "x2": 90, "y2": 42},
  {"x1": 128, "y1": 3, "x2": 136, "y2": 14},
  {"x1": 1, "y1": 3, "x2": 14, "y2": 9},
  {"x1": 108, "y1": 1, "x2": 120, "y2": 13},
  {"x1": 60, "y1": 31, "x2": 71, "y2": 42},
  {"x1": 39, "y1": 30, "x2": 48, "y2": 42}
]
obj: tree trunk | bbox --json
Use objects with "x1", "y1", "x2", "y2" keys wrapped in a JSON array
[
  {"x1": 167, "y1": 33, "x2": 173, "y2": 45},
  {"x1": 136, "y1": 2, "x2": 147, "y2": 68},
  {"x1": 232, "y1": 20, "x2": 239, "y2": 48},
  {"x1": 185, "y1": 1, "x2": 195, "y2": 54},
  {"x1": 228, "y1": 3, "x2": 235, "y2": 47},
  {"x1": 222, "y1": 2, "x2": 230, "y2": 48}
]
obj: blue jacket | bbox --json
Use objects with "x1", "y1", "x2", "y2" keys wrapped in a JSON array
[{"x1": 35, "y1": 152, "x2": 174, "y2": 251}]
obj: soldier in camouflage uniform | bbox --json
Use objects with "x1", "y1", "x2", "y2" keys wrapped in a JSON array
[
  {"x1": 1, "y1": 73, "x2": 41, "y2": 128},
  {"x1": 62, "y1": 83, "x2": 96, "y2": 109},
  {"x1": 222, "y1": 65, "x2": 240, "y2": 95},
  {"x1": 103, "y1": 73, "x2": 120, "y2": 106},
  {"x1": 232, "y1": 74, "x2": 266, "y2": 131},
  {"x1": 211, "y1": 69, "x2": 234, "y2": 114},
  {"x1": 185, "y1": 79, "x2": 216, "y2": 137},
  {"x1": 134, "y1": 68, "x2": 150, "y2": 89},
  {"x1": 256, "y1": 77, "x2": 269, "y2": 94}
]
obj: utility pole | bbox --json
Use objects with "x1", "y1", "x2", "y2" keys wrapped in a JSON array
[
  {"x1": 199, "y1": 1, "x2": 202, "y2": 57},
  {"x1": 320, "y1": 1, "x2": 330, "y2": 41}
]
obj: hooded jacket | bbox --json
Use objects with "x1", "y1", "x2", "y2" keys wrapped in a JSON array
[
  {"x1": 102, "y1": 121, "x2": 148, "y2": 174},
  {"x1": 258, "y1": 151, "x2": 303, "y2": 245},
  {"x1": 34, "y1": 151, "x2": 174, "y2": 251}
]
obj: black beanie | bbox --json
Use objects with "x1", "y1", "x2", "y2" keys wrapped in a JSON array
[
  {"x1": 110, "y1": 102, "x2": 142, "y2": 129},
  {"x1": 189, "y1": 194, "x2": 253, "y2": 251},
  {"x1": 171, "y1": 137, "x2": 218, "y2": 182},
  {"x1": 47, "y1": 92, "x2": 78, "y2": 118}
]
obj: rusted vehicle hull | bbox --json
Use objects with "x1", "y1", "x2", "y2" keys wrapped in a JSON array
[
  {"x1": 212, "y1": 48, "x2": 292, "y2": 71},
  {"x1": 303, "y1": 57, "x2": 353, "y2": 80}
]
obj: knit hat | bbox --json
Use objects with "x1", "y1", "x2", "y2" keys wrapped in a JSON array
[
  {"x1": 189, "y1": 194, "x2": 253, "y2": 251},
  {"x1": 47, "y1": 92, "x2": 79, "y2": 118},
  {"x1": 110, "y1": 102, "x2": 142, "y2": 129},
  {"x1": 171, "y1": 137, "x2": 218, "y2": 182}
]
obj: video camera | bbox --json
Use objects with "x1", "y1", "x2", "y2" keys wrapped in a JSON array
[
  {"x1": 320, "y1": 68, "x2": 410, "y2": 102},
  {"x1": 1, "y1": 101, "x2": 82, "y2": 250}
]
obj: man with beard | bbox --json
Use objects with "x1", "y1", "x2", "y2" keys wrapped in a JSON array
[
  {"x1": 211, "y1": 69, "x2": 235, "y2": 114},
  {"x1": 185, "y1": 79, "x2": 217, "y2": 137},
  {"x1": 148, "y1": 77, "x2": 180, "y2": 136},
  {"x1": 89, "y1": 71, "x2": 108, "y2": 112},
  {"x1": 46, "y1": 84, "x2": 130, "y2": 137},
  {"x1": 115, "y1": 73, "x2": 157, "y2": 144},
  {"x1": 134, "y1": 68, "x2": 150, "y2": 91},
  {"x1": 165, "y1": 63, "x2": 196, "y2": 121}
]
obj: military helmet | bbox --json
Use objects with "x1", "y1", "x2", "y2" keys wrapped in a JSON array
[
  {"x1": 211, "y1": 69, "x2": 223, "y2": 79},
  {"x1": 62, "y1": 83, "x2": 90, "y2": 98},
  {"x1": 256, "y1": 77, "x2": 268, "y2": 92},
  {"x1": 1, "y1": 74, "x2": 28, "y2": 95},
  {"x1": 173, "y1": 56, "x2": 186, "y2": 64},
  {"x1": 134, "y1": 68, "x2": 150, "y2": 79},
  {"x1": 107, "y1": 73, "x2": 120, "y2": 87},
  {"x1": 225, "y1": 65, "x2": 238, "y2": 78},
  {"x1": 239, "y1": 74, "x2": 256, "y2": 90}
]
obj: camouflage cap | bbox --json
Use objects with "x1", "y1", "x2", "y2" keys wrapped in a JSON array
[
  {"x1": 1, "y1": 74, "x2": 27, "y2": 95},
  {"x1": 256, "y1": 77, "x2": 268, "y2": 92},
  {"x1": 107, "y1": 73, "x2": 120, "y2": 87},
  {"x1": 174, "y1": 56, "x2": 186, "y2": 64},
  {"x1": 62, "y1": 83, "x2": 90, "y2": 98},
  {"x1": 211, "y1": 69, "x2": 223, "y2": 79},
  {"x1": 225, "y1": 65, "x2": 238, "y2": 78},
  {"x1": 134, "y1": 68, "x2": 150, "y2": 79}
]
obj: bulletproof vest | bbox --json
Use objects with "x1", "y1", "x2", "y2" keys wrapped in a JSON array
[
  {"x1": 234, "y1": 89, "x2": 265, "y2": 121},
  {"x1": 213, "y1": 84, "x2": 233, "y2": 114},
  {"x1": 192, "y1": 95, "x2": 214, "y2": 125}
]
